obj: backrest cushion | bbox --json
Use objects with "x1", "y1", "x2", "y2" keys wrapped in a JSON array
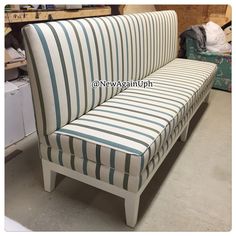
[{"x1": 22, "y1": 10, "x2": 178, "y2": 137}]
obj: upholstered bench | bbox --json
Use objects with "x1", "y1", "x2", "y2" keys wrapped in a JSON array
[{"x1": 22, "y1": 10, "x2": 217, "y2": 227}]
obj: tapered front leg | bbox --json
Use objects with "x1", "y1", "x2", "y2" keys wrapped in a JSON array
[
  {"x1": 204, "y1": 93, "x2": 210, "y2": 103},
  {"x1": 125, "y1": 193, "x2": 140, "y2": 228},
  {"x1": 180, "y1": 122, "x2": 189, "y2": 142},
  {"x1": 41, "y1": 159, "x2": 57, "y2": 192}
]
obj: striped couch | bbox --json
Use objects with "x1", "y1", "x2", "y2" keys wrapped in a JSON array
[{"x1": 22, "y1": 10, "x2": 217, "y2": 227}]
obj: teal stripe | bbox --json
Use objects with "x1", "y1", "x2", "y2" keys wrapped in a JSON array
[
  {"x1": 47, "y1": 147, "x2": 52, "y2": 162},
  {"x1": 156, "y1": 13, "x2": 161, "y2": 69},
  {"x1": 69, "y1": 123, "x2": 149, "y2": 148},
  {"x1": 128, "y1": 16, "x2": 138, "y2": 80},
  {"x1": 33, "y1": 24, "x2": 61, "y2": 129},
  {"x1": 146, "y1": 164, "x2": 150, "y2": 179},
  {"x1": 118, "y1": 16, "x2": 129, "y2": 81},
  {"x1": 106, "y1": 18, "x2": 120, "y2": 95},
  {"x1": 148, "y1": 146, "x2": 151, "y2": 162},
  {"x1": 150, "y1": 73, "x2": 202, "y2": 87},
  {"x1": 153, "y1": 134, "x2": 162, "y2": 159},
  {"x1": 138, "y1": 175, "x2": 142, "y2": 190},
  {"x1": 123, "y1": 173, "x2": 129, "y2": 190},
  {"x1": 93, "y1": 107, "x2": 167, "y2": 148},
  {"x1": 67, "y1": 21, "x2": 88, "y2": 115},
  {"x1": 70, "y1": 155, "x2": 75, "y2": 170},
  {"x1": 113, "y1": 95, "x2": 178, "y2": 114},
  {"x1": 69, "y1": 137, "x2": 74, "y2": 154},
  {"x1": 141, "y1": 14, "x2": 147, "y2": 78},
  {"x1": 46, "y1": 23, "x2": 72, "y2": 122},
  {"x1": 95, "y1": 145, "x2": 101, "y2": 179},
  {"x1": 22, "y1": 29, "x2": 49, "y2": 143},
  {"x1": 94, "y1": 108, "x2": 167, "y2": 147},
  {"x1": 107, "y1": 99, "x2": 174, "y2": 119},
  {"x1": 100, "y1": 104, "x2": 168, "y2": 128},
  {"x1": 132, "y1": 15, "x2": 142, "y2": 80},
  {"x1": 100, "y1": 18, "x2": 114, "y2": 97},
  {"x1": 123, "y1": 15, "x2": 133, "y2": 80},
  {"x1": 159, "y1": 12, "x2": 165, "y2": 67},
  {"x1": 162, "y1": 12, "x2": 169, "y2": 65},
  {"x1": 145, "y1": 14, "x2": 153, "y2": 75},
  {"x1": 86, "y1": 113, "x2": 160, "y2": 134},
  {"x1": 57, "y1": 21, "x2": 80, "y2": 117},
  {"x1": 109, "y1": 149, "x2": 115, "y2": 184},
  {"x1": 144, "y1": 14, "x2": 152, "y2": 76},
  {"x1": 58, "y1": 151, "x2": 63, "y2": 166},
  {"x1": 140, "y1": 14, "x2": 145, "y2": 79},
  {"x1": 151, "y1": 86, "x2": 191, "y2": 101},
  {"x1": 94, "y1": 108, "x2": 166, "y2": 128},
  {"x1": 130, "y1": 87, "x2": 188, "y2": 103},
  {"x1": 164, "y1": 12, "x2": 170, "y2": 63},
  {"x1": 109, "y1": 97, "x2": 176, "y2": 130},
  {"x1": 124, "y1": 90, "x2": 183, "y2": 108},
  {"x1": 56, "y1": 134, "x2": 63, "y2": 166},
  {"x1": 140, "y1": 154, "x2": 144, "y2": 172},
  {"x1": 170, "y1": 12, "x2": 175, "y2": 60},
  {"x1": 78, "y1": 117, "x2": 154, "y2": 140},
  {"x1": 57, "y1": 128, "x2": 143, "y2": 156},
  {"x1": 84, "y1": 19, "x2": 102, "y2": 105},
  {"x1": 124, "y1": 154, "x2": 131, "y2": 172},
  {"x1": 56, "y1": 134, "x2": 62, "y2": 149},
  {"x1": 152, "y1": 12, "x2": 158, "y2": 70},
  {"x1": 76, "y1": 20, "x2": 95, "y2": 109},
  {"x1": 112, "y1": 16, "x2": 124, "y2": 84},
  {"x1": 82, "y1": 140, "x2": 88, "y2": 175},
  {"x1": 69, "y1": 137, "x2": 75, "y2": 170},
  {"x1": 92, "y1": 18, "x2": 109, "y2": 101},
  {"x1": 149, "y1": 77, "x2": 196, "y2": 92},
  {"x1": 149, "y1": 80, "x2": 196, "y2": 93},
  {"x1": 121, "y1": 92, "x2": 181, "y2": 110},
  {"x1": 149, "y1": 13, "x2": 156, "y2": 74},
  {"x1": 123, "y1": 153, "x2": 131, "y2": 189},
  {"x1": 152, "y1": 140, "x2": 156, "y2": 161}
]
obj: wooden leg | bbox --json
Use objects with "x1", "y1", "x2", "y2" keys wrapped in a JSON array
[
  {"x1": 41, "y1": 159, "x2": 57, "y2": 192},
  {"x1": 125, "y1": 193, "x2": 140, "y2": 228},
  {"x1": 180, "y1": 123, "x2": 189, "y2": 142},
  {"x1": 204, "y1": 93, "x2": 210, "y2": 103}
]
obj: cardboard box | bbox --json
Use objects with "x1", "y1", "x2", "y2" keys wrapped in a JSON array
[
  {"x1": 5, "y1": 82, "x2": 25, "y2": 147},
  {"x1": 12, "y1": 78, "x2": 36, "y2": 136}
]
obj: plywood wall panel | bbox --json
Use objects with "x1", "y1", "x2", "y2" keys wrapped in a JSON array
[{"x1": 155, "y1": 5, "x2": 229, "y2": 34}]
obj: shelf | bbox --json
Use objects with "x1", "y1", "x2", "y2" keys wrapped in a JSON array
[
  {"x1": 5, "y1": 6, "x2": 111, "y2": 23},
  {"x1": 5, "y1": 60, "x2": 27, "y2": 70}
]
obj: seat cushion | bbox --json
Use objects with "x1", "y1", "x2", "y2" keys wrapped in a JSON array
[
  {"x1": 40, "y1": 58, "x2": 217, "y2": 179},
  {"x1": 40, "y1": 59, "x2": 216, "y2": 176}
]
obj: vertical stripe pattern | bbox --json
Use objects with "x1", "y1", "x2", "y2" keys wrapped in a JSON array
[
  {"x1": 23, "y1": 11, "x2": 178, "y2": 137},
  {"x1": 23, "y1": 10, "x2": 217, "y2": 194}
]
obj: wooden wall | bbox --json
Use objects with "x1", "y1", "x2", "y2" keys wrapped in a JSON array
[
  {"x1": 119, "y1": 5, "x2": 156, "y2": 14},
  {"x1": 155, "y1": 5, "x2": 230, "y2": 34}
]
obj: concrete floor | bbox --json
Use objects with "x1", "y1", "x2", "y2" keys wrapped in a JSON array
[{"x1": 5, "y1": 89, "x2": 231, "y2": 231}]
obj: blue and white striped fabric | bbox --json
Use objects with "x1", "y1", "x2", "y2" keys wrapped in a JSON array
[
  {"x1": 23, "y1": 11, "x2": 217, "y2": 193},
  {"x1": 40, "y1": 58, "x2": 216, "y2": 192},
  {"x1": 23, "y1": 10, "x2": 178, "y2": 138}
]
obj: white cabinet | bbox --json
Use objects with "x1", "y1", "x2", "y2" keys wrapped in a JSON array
[
  {"x1": 5, "y1": 78, "x2": 36, "y2": 147},
  {"x1": 5, "y1": 82, "x2": 24, "y2": 147}
]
